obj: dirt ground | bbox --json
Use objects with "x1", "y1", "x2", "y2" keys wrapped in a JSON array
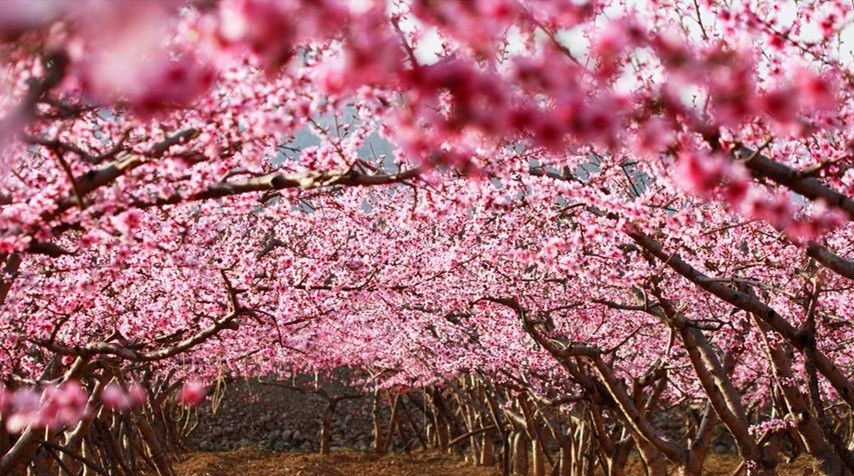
[
  {"x1": 174, "y1": 449, "x2": 497, "y2": 476},
  {"x1": 173, "y1": 449, "x2": 816, "y2": 476}
]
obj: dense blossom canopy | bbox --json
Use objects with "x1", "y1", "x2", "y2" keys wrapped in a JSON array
[{"x1": 0, "y1": 1, "x2": 852, "y2": 474}]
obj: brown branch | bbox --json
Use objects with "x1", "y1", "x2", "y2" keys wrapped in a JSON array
[
  {"x1": 133, "y1": 166, "x2": 422, "y2": 209},
  {"x1": 626, "y1": 225, "x2": 854, "y2": 407},
  {"x1": 484, "y1": 296, "x2": 686, "y2": 463},
  {"x1": 807, "y1": 244, "x2": 854, "y2": 281},
  {"x1": 30, "y1": 270, "x2": 243, "y2": 362},
  {"x1": 1, "y1": 51, "x2": 69, "y2": 131},
  {"x1": 50, "y1": 129, "x2": 200, "y2": 217},
  {"x1": 733, "y1": 146, "x2": 854, "y2": 220}
]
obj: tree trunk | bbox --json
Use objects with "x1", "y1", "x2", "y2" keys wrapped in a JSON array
[
  {"x1": 135, "y1": 414, "x2": 175, "y2": 476},
  {"x1": 636, "y1": 438, "x2": 667, "y2": 476},
  {"x1": 382, "y1": 394, "x2": 400, "y2": 454},
  {"x1": 320, "y1": 400, "x2": 336, "y2": 455},
  {"x1": 532, "y1": 438, "x2": 546, "y2": 476},
  {"x1": 372, "y1": 391, "x2": 385, "y2": 455},
  {"x1": 480, "y1": 430, "x2": 496, "y2": 466},
  {"x1": 558, "y1": 440, "x2": 571, "y2": 476},
  {"x1": 512, "y1": 430, "x2": 529, "y2": 476}
]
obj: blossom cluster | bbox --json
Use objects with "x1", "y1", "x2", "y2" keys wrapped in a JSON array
[{"x1": 0, "y1": 381, "x2": 87, "y2": 433}]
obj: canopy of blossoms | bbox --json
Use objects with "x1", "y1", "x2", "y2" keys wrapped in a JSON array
[{"x1": 0, "y1": 1, "x2": 851, "y2": 475}]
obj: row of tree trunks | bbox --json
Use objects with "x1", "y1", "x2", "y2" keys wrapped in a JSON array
[
  {"x1": 2, "y1": 366, "x2": 850, "y2": 474},
  {"x1": 0, "y1": 368, "x2": 198, "y2": 476}
]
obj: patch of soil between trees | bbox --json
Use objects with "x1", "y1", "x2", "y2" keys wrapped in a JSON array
[{"x1": 173, "y1": 448, "x2": 497, "y2": 476}]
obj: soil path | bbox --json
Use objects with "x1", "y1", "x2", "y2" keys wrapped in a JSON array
[
  {"x1": 174, "y1": 449, "x2": 815, "y2": 475},
  {"x1": 174, "y1": 449, "x2": 498, "y2": 476}
]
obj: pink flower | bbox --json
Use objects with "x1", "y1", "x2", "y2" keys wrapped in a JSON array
[
  {"x1": 218, "y1": 0, "x2": 296, "y2": 70},
  {"x1": 101, "y1": 383, "x2": 130, "y2": 411},
  {"x1": 74, "y1": 2, "x2": 213, "y2": 115},
  {"x1": 592, "y1": 18, "x2": 644, "y2": 77},
  {"x1": 3, "y1": 388, "x2": 41, "y2": 434},
  {"x1": 785, "y1": 207, "x2": 846, "y2": 242},
  {"x1": 744, "y1": 192, "x2": 796, "y2": 232},
  {"x1": 111, "y1": 210, "x2": 143, "y2": 236},
  {"x1": 0, "y1": 0, "x2": 64, "y2": 42},
  {"x1": 792, "y1": 67, "x2": 836, "y2": 111},
  {"x1": 216, "y1": 0, "x2": 349, "y2": 72},
  {"x1": 759, "y1": 87, "x2": 797, "y2": 125},
  {"x1": 674, "y1": 150, "x2": 730, "y2": 197},
  {"x1": 477, "y1": 0, "x2": 518, "y2": 22},
  {"x1": 127, "y1": 383, "x2": 147, "y2": 407},
  {"x1": 0, "y1": 382, "x2": 87, "y2": 433},
  {"x1": 722, "y1": 173, "x2": 749, "y2": 206},
  {"x1": 50, "y1": 381, "x2": 88, "y2": 426},
  {"x1": 177, "y1": 381, "x2": 206, "y2": 406},
  {"x1": 127, "y1": 55, "x2": 215, "y2": 116},
  {"x1": 593, "y1": 21, "x2": 630, "y2": 61},
  {"x1": 631, "y1": 118, "x2": 673, "y2": 159},
  {"x1": 0, "y1": 235, "x2": 26, "y2": 254}
]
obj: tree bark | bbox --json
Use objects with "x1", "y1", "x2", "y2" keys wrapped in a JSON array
[
  {"x1": 512, "y1": 430, "x2": 529, "y2": 476},
  {"x1": 481, "y1": 430, "x2": 496, "y2": 466},
  {"x1": 320, "y1": 400, "x2": 336, "y2": 455},
  {"x1": 532, "y1": 438, "x2": 546, "y2": 476},
  {"x1": 372, "y1": 391, "x2": 385, "y2": 455}
]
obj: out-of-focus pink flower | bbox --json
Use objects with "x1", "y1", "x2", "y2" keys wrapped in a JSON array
[
  {"x1": 3, "y1": 387, "x2": 41, "y2": 434},
  {"x1": 759, "y1": 87, "x2": 798, "y2": 125},
  {"x1": 80, "y1": 51, "x2": 214, "y2": 116},
  {"x1": 177, "y1": 381, "x2": 206, "y2": 406},
  {"x1": 101, "y1": 383, "x2": 130, "y2": 411},
  {"x1": 593, "y1": 21, "x2": 630, "y2": 61},
  {"x1": 792, "y1": 67, "x2": 837, "y2": 111},
  {"x1": 317, "y1": 8, "x2": 403, "y2": 94},
  {"x1": 218, "y1": 0, "x2": 296, "y2": 70},
  {"x1": 0, "y1": 381, "x2": 88, "y2": 433},
  {"x1": 592, "y1": 18, "x2": 645, "y2": 78},
  {"x1": 631, "y1": 118, "x2": 673, "y2": 158},
  {"x1": 722, "y1": 166, "x2": 750, "y2": 206},
  {"x1": 127, "y1": 55, "x2": 215, "y2": 115},
  {"x1": 215, "y1": 0, "x2": 350, "y2": 72},
  {"x1": 744, "y1": 191, "x2": 796, "y2": 232},
  {"x1": 0, "y1": 235, "x2": 27, "y2": 254},
  {"x1": 704, "y1": 46, "x2": 757, "y2": 127},
  {"x1": 0, "y1": 0, "x2": 65, "y2": 42},
  {"x1": 785, "y1": 207, "x2": 846, "y2": 242},
  {"x1": 127, "y1": 382, "x2": 147, "y2": 407},
  {"x1": 477, "y1": 0, "x2": 519, "y2": 22},
  {"x1": 674, "y1": 150, "x2": 730, "y2": 197},
  {"x1": 74, "y1": 2, "x2": 213, "y2": 115},
  {"x1": 526, "y1": 0, "x2": 593, "y2": 29},
  {"x1": 50, "y1": 381, "x2": 88, "y2": 426}
]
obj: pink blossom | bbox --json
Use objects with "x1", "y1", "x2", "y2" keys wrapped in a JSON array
[
  {"x1": 127, "y1": 382, "x2": 147, "y2": 407},
  {"x1": 1, "y1": 382, "x2": 88, "y2": 433},
  {"x1": 101, "y1": 383, "x2": 130, "y2": 411},
  {"x1": 72, "y1": 2, "x2": 214, "y2": 114},
  {"x1": 0, "y1": 2, "x2": 851, "y2": 468},
  {"x1": 111, "y1": 210, "x2": 143, "y2": 236},
  {"x1": 2, "y1": 387, "x2": 41, "y2": 434},
  {"x1": 0, "y1": 0, "x2": 64, "y2": 42},
  {"x1": 48, "y1": 381, "x2": 88, "y2": 426},
  {"x1": 792, "y1": 67, "x2": 837, "y2": 111},
  {"x1": 631, "y1": 118, "x2": 673, "y2": 158},
  {"x1": 217, "y1": 0, "x2": 298, "y2": 70},
  {"x1": 674, "y1": 150, "x2": 730, "y2": 197},
  {"x1": 759, "y1": 87, "x2": 798, "y2": 125},
  {"x1": 177, "y1": 381, "x2": 206, "y2": 406}
]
